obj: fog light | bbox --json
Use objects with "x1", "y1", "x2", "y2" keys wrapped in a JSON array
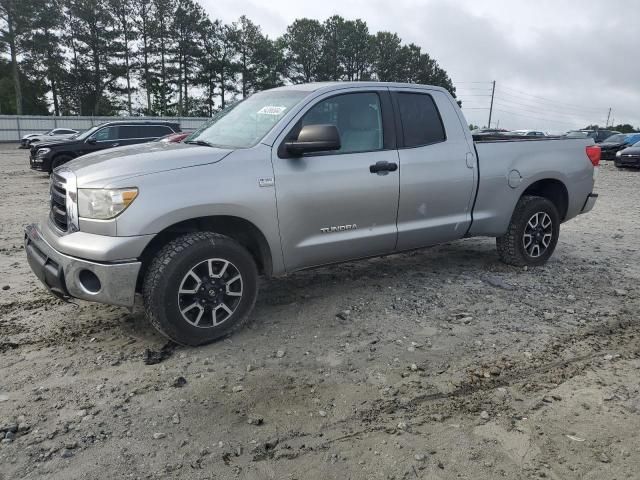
[{"x1": 78, "y1": 269, "x2": 101, "y2": 294}]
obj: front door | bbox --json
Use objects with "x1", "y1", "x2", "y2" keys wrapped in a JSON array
[
  {"x1": 81, "y1": 125, "x2": 120, "y2": 155},
  {"x1": 272, "y1": 90, "x2": 400, "y2": 272}
]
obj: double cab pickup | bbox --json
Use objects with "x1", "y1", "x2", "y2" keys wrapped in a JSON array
[{"x1": 25, "y1": 82, "x2": 599, "y2": 345}]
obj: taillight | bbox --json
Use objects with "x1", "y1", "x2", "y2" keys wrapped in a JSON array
[{"x1": 586, "y1": 145, "x2": 601, "y2": 167}]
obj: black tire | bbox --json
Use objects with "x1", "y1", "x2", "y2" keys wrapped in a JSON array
[
  {"x1": 143, "y1": 232, "x2": 258, "y2": 346},
  {"x1": 496, "y1": 195, "x2": 560, "y2": 267},
  {"x1": 50, "y1": 154, "x2": 74, "y2": 173}
]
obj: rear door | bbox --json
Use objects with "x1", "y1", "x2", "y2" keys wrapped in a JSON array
[
  {"x1": 272, "y1": 88, "x2": 400, "y2": 271},
  {"x1": 117, "y1": 125, "x2": 173, "y2": 146},
  {"x1": 393, "y1": 88, "x2": 477, "y2": 250}
]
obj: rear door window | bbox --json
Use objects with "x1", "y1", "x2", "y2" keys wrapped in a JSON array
[
  {"x1": 147, "y1": 125, "x2": 174, "y2": 138},
  {"x1": 117, "y1": 125, "x2": 172, "y2": 139},
  {"x1": 395, "y1": 92, "x2": 446, "y2": 148}
]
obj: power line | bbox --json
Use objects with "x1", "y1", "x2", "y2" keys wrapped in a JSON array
[
  {"x1": 491, "y1": 108, "x2": 591, "y2": 127},
  {"x1": 498, "y1": 85, "x2": 605, "y2": 113},
  {"x1": 493, "y1": 92, "x2": 602, "y2": 116},
  {"x1": 492, "y1": 100, "x2": 599, "y2": 121},
  {"x1": 495, "y1": 91, "x2": 604, "y2": 118}
]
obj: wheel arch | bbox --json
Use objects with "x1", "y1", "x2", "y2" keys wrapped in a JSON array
[
  {"x1": 50, "y1": 152, "x2": 78, "y2": 171},
  {"x1": 137, "y1": 215, "x2": 273, "y2": 291},
  {"x1": 520, "y1": 178, "x2": 569, "y2": 221}
]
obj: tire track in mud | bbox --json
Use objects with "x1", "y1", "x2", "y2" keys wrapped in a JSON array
[{"x1": 250, "y1": 312, "x2": 640, "y2": 463}]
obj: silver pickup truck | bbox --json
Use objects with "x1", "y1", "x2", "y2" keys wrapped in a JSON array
[{"x1": 25, "y1": 82, "x2": 600, "y2": 346}]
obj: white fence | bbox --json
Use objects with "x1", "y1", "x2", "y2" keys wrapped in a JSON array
[{"x1": 0, "y1": 115, "x2": 211, "y2": 142}]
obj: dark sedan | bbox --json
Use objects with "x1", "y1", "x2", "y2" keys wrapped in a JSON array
[
  {"x1": 599, "y1": 133, "x2": 640, "y2": 160},
  {"x1": 615, "y1": 141, "x2": 640, "y2": 168}
]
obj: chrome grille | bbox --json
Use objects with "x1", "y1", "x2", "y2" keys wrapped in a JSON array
[{"x1": 50, "y1": 173, "x2": 68, "y2": 231}]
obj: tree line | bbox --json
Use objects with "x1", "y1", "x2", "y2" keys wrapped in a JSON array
[{"x1": 0, "y1": 0, "x2": 457, "y2": 117}]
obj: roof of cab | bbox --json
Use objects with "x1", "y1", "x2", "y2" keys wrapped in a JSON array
[{"x1": 270, "y1": 81, "x2": 450, "y2": 95}]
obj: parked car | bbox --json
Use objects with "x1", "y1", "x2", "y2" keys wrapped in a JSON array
[
  {"x1": 20, "y1": 130, "x2": 53, "y2": 148},
  {"x1": 157, "y1": 132, "x2": 189, "y2": 143},
  {"x1": 599, "y1": 133, "x2": 640, "y2": 160},
  {"x1": 614, "y1": 141, "x2": 640, "y2": 168},
  {"x1": 24, "y1": 82, "x2": 599, "y2": 346},
  {"x1": 29, "y1": 121, "x2": 181, "y2": 173},
  {"x1": 26, "y1": 128, "x2": 80, "y2": 147},
  {"x1": 510, "y1": 130, "x2": 547, "y2": 137},
  {"x1": 471, "y1": 128, "x2": 509, "y2": 135},
  {"x1": 566, "y1": 129, "x2": 621, "y2": 143}
]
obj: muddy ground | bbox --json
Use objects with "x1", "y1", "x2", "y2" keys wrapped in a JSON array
[{"x1": 0, "y1": 144, "x2": 638, "y2": 480}]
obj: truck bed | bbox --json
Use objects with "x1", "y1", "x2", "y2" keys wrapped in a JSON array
[{"x1": 469, "y1": 137, "x2": 595, "y2": 237}]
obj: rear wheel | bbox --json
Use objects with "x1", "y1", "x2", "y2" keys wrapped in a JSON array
[
  {"x1": 143, "y1": 232, "x2": 258, "y2": 346},
  {"x1": 496, "y1": 195, "x2": 560, "y2": 267}
]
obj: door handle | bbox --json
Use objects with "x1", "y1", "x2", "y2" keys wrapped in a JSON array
[
  {"x1": 466, "y1": 152, "x2": 475, "y2": 169},
  {"x1": 369, "y1": 161, "x2": 398, "y2": 174}
]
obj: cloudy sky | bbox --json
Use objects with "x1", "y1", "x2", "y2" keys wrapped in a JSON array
[{"x1": 200, "y1": 0, "x2": 639, "y2": 133}]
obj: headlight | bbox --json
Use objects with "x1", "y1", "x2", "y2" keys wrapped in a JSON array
[
  {"x1": 36, "y1": 148, "x2": 50, "y2": 158},
  {"x1": 616, "y1": 151, "x2": 622, "y2": 157},
  {"x1": 78, "y1": 188, "x2": 138, "y2": 220}
]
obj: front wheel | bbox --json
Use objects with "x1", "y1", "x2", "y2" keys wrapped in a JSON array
[
  {"x1": 496, "y1": 195, "x2": 560, "y2": 267},
  {"x1": 50, "y1": 154, "x2": 74, "y2": 173},
  {"x1": 143, "y1": 232, "x2": 258, "y2": 346}
]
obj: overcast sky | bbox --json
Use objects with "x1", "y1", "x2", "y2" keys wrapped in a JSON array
[{"x1": 200, "y1": 0, "x2": 639, "y2": 132}]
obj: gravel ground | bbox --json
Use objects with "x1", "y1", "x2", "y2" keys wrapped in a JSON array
[{"x1": 0, "y1": 144, "x2": 639, "y2": 480}]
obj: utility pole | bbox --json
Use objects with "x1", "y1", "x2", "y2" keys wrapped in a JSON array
[
  {"x1": 605, "y1": 108, "x2": 611, "y2": 127},
  {"x1": 487, "y1": 80, "x2": 496, "y2": 128}
]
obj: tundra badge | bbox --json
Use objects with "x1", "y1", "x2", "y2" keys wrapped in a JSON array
[{"x1": 320, "y1": 224, "x2": 358, "y2": 233}]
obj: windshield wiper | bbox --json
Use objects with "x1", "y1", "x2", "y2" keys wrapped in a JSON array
[{"x1": 185, "y1": 139, "x2": 216, "y2": 148}]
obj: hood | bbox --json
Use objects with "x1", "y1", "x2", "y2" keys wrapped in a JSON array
[
  {"x1": 599, "y1": 141, "x2": 624, "y2": 149},
  {"x1": 619, "y1": 146, "x2": 640, "y2": 155},
  {"x1": 30, "y1": 134, "x2": 75, "y2": 143},
  {"x1": 23, "y1": 133, "x2": 45, "y2": 140},
  {"x1": 65, "y1": 142, "x2": 233, "y2": 188},
  {"x1": 33, "y1": 138, "x2": 83, "y2": 150}
]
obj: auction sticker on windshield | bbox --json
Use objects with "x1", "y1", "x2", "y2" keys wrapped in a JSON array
[{"x1": 257, "y1": 106, "x2": 287, "y2": 115}]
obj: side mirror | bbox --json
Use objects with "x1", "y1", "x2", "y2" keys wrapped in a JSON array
[
  {"x1": 285, "y1": 124, "x2": 341, "y2": 156},
  {"x1": 86, "y1": 138, "x2": 97, "y2": 144}
]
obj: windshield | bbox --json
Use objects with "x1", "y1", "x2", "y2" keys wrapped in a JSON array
[
  {"x1": 603, "y1": 134, "x2": 626, "y2": 143},
  {"x1": 187, "y1": 90, "x2": 308, "y2": 148},
  {"x1": 74, "y1": 126, "x2": 101, "y2": 141}
]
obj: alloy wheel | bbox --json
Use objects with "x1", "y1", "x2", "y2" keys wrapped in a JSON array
[
  {"x1": 523, "y1": 212, "x2": 553, "y2": 258},
  {"x1": 177, "y1": 258, "x2": 243, "y2": 328}
]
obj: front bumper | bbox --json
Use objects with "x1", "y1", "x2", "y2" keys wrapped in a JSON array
[
  {"x1": 580, "y1": 193, "x2": 598, "y2": 214},
  {"x1": 29, "y1": 151, "x2": 49, "y2": 171},
  {"x1": 600, "y1": 149, "x2": 618, "y2": 160},
  {"x1": 615, "y1": 156, "x2": 640, "y2": 168},
  {"x1": 24, "y1": 223, "x2": 141, "y2": 307}
]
